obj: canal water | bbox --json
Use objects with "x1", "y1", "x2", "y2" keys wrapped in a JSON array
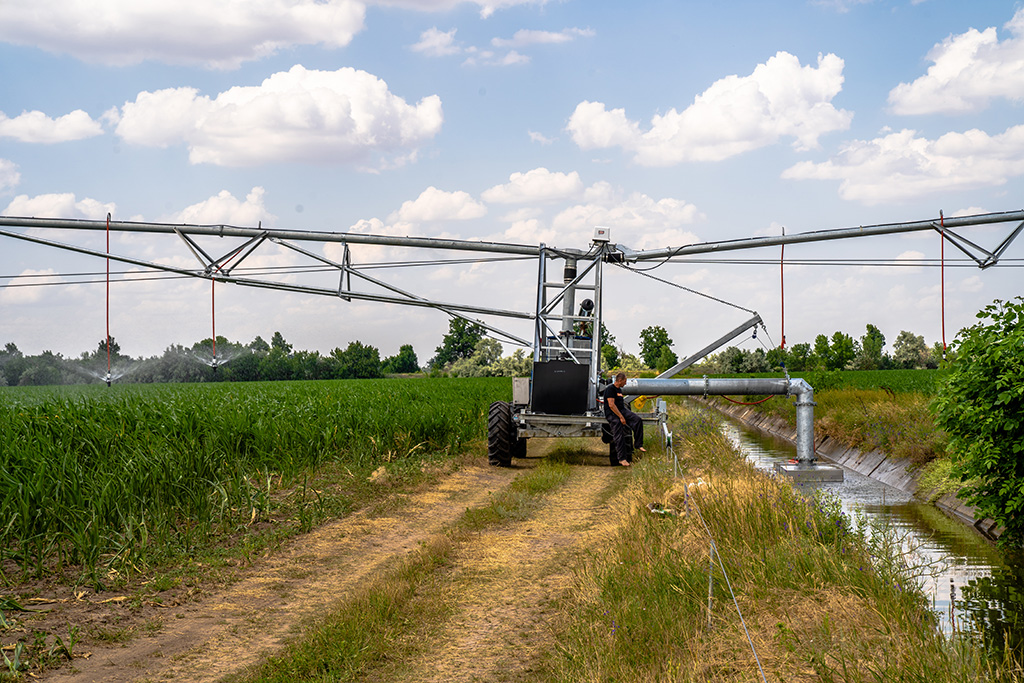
[{"x1": 720, "y1": 417, "x2": 1023, "y2": 653}]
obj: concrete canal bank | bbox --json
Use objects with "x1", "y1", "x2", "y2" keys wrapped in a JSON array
[{"x1": 705, "y1": 399, "x2": 1004, "y2": 541}]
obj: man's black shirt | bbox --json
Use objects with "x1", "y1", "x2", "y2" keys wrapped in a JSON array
[{"x1": 603, "y1": 382, "x2": 624, "y2": 419}]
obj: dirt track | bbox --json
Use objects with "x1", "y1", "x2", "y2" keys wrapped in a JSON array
[{"x1": 43, "y1": 444, "x2": 626, "y2": 683}]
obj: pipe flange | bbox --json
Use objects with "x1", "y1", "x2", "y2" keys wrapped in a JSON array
[{"x1": 793, "y1": 400, "x2": 817, "y2": 407}]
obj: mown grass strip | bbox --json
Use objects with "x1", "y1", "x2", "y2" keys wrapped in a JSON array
[
  {"x1": 226, "y1": 458, "x2": 572, "y2": 683},
  {"x1": 545, "y1": 404, "x2": 1018, "y2": 682}
]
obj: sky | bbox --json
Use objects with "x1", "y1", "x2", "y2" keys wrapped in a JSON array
[{"x1": 1, "y1": 0, "x2": 1023, "y2": 368}]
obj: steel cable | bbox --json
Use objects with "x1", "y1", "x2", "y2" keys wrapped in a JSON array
[{"x1": 612, "y1": 262, "x2": 758, "y2": 315}]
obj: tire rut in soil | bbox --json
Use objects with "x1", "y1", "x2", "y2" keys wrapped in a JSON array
[
  {"x1": 49, "y1": 465, "x2": 518, "y2": 683},
  {"x1": 381, "y1": 459, "x2": 626, "y2": 683}
]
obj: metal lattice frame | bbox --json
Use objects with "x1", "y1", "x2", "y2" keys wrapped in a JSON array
[{"x1": 1, "y1": 210, "x2": 1022, "y2": 358}]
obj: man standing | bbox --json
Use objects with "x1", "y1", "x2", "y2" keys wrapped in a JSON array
[{"x1": 603, "y1": 371, "x2": 645, "y2": 467}]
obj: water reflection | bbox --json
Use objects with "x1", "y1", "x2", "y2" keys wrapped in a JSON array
[{"x1": 719, "y1": 418, "x2": 1022, "y2": 653}]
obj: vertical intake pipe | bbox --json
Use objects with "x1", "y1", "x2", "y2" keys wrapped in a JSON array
[{"x1": 623, "y1": 377, "x2": 817, "y2": 463}]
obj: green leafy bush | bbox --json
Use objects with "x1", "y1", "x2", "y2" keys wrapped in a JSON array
[{"x1": 933, "y1": 297, "x2": 1024, "y2": 546}]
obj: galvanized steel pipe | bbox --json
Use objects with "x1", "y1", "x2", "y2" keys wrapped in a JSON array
[
  {"x1": 623, "y1": 377, "x2": 816, "y2": 463},
  {"x1": 627, "y1": 210, "x2": 1024, "y2": 261}
]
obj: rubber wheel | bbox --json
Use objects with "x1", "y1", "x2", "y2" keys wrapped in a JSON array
[{"x1": 488, "y1": 401, "x2": 513, "y2": 466}]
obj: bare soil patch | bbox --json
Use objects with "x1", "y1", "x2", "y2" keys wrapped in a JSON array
[
  {"x1": 34, "y1": 464, "x2": 510, "y2": 683},
  {"x1": 382, "y1": 450, "x2": 626, "y2": 683},
  {"x1": 14, "y1": 442, "x2": 628, "y2": 683}
]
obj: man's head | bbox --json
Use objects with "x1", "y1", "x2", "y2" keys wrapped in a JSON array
[{"x1": 614, "y1": 371, "x2": 627, "y2": 388}]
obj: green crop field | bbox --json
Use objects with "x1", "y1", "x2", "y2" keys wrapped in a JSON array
[{"x1": 0, "y1": 377, "x2": 510, "y2": 583}]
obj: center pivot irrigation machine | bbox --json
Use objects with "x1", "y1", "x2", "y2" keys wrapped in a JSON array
[{"x1": 2, "y1": 210, "x2": 1022, "y2": 480}]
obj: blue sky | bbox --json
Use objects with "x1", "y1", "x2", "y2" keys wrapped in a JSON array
[{"x1": 1, "y1": 0, "x2": 1022, "y2": 365}]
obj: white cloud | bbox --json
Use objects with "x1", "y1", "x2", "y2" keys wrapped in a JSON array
[
  {"x1": 567, "y1": 51, "x2": 852, "y2": 165},
  {"x1": 504, "y1": 217, "x2": 552, "y2": 243},
  {"x1": 497, "y1": 50, "x2": 529, "y2": 66},
  {"x1": 951, "y1": 206, "x2": 988, "y2": 218},
  {"x1": 528, "y1": 130, "x2": 555, "y2": 145},
  {"x1": 889, "y1": 250, "x2": 926, "y2": 274},
  {"x1": 960, "y1": 275, "x2": 984, "y2": 293},
  {"x1": 115, "y1": 65, "x2": 443, "y2": 167},
  {"x1": 552, "y1": 187, "x2": 703, "y2": 249},
  {"x1": 391, "y1": 186, "x2": 487, "y2": 222},
  {"x1": 782, "y1": 125, "x2": 1024, "y2": 204},
  {"x1": 0, "y1": 269, "x2": 64, "y2": 305},
  {"x1": 329, "y1": 214, "x2": 463, "y2": 264},
  {"x1": 368, "y1": 0, "x2": 549, "y2": 19},
  {"x1": 0, "y1": 109, "x2": 104, "y2": 143},
  {"x1": 498, "y1": 181, "x2": 702, "y2": 248},
  {"x1": 3, "y1": 193, "x2": 115, "y2": 219},
  {"x1": 414, "y1": 24, "x2": 586, "y2": 65},
  {"x1": 567, "y1": 102, "x2": 640, "y2": 150},
  {"x1": 327, "y1": 216, "x2": 389, "y2": 263},
  {"x1": 491, "y1": 27, "x2": 594, "y2": 48},
  {"x1": 0, "y1": 0, "x2": 365, "y2": 69},
  {"x1": 810, "y1": 0, "x2": 874, "y2": 12},
  {"x1": 166, "y1": 187, "x2": 277, "y2": 226},
  {"x1": 481, "y1": 168, "x2": 583, "y2": 204},
  {"x1": 0, "y1": 159, "x2": 20, "y2": 192},
  {"x1": 411, "y1": 27, "x2": 462, "y2": 56},
  {"x1": 458, "y1": 46, "x2": 528, "y2": 67},
  {"x1": 889, "y1": 9, "x2": 1024, "y2": 115}
]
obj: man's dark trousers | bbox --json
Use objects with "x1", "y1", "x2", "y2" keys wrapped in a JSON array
[{"x1": 608, "y1": 410, "x2": 643, "y2": 465}]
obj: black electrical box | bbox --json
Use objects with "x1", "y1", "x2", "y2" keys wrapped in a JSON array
[{"x1": 531, "y1": 360, "x2": 588, "y2": 414}]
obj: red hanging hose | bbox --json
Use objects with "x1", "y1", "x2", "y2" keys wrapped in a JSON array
[
  {"x1": 940, "y1": 210, "x2": 946, "y2": 355},
  {"x1": 106, "y1": 213, "x2": 111, "y2": 381},
  {"x1": 780, "y1": 227, "x2": 786, "y2": 349}
]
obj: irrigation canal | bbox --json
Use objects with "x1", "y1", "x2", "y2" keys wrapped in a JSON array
[{"x1": 720, "y1": 416, "x2": 1023, "y2": 655}]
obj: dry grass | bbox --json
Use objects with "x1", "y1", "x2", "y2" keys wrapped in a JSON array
[{"x1": 545, "y1": 403, "x2": 999, "y2": 683}]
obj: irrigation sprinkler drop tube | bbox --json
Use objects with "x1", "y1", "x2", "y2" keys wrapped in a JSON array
[{"x1": 623, "y1": 377, "x2": 816, "y2": 463}]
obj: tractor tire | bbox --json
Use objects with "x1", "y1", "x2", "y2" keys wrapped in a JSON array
[{"x1": 488, "y1": 401, "x2": 513, "y2": 466}]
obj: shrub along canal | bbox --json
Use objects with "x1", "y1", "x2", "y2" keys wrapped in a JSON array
[{"x1": 721, "y1": 416, "x2": 1023, "y2": 658}]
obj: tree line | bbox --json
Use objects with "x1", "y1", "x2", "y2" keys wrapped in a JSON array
[
  {"x1": 595, "y1": 323, "x2": 946, "y2": 375},
  {"x1": 0, "y1": 318, "x2": 947, "y2": 388},
  {"x1": 0, "y1": 332, "x2": 419, "y2": 387},
  {"x1": 701, "y1": 325, "x2": 947, "y2": 374},
  {"x1": 0, "y1": 317, "x2": 537, "y2": 387}
]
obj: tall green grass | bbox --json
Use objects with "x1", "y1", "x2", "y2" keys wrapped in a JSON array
[
  {"x1": 702, "y1": 368, "x2": 949, "y2": 395},
  {"x1": 547, "y1": 405, "x2": 1012, "y2": 682},
  {"x1": 0, "y1": 378, "x2": 509, "y2": 584},
  {"x1": 748, "y1": 388, "x2": 946, "y2": 464}
]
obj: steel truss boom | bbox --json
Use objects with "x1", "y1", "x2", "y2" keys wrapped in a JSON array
[
  {"x1": 0, "y1": 226, "x2": 534, "y2": 341},
  {"x1": 0, "y1": 210, "x2": 1020, "y2": 349},
  {"x1": 2, "y1": 209, "x2": 1020, "y2": 264},
  {"x1": 622, "y1": 209, "x2": 1024, "y2": 266},
  {"x1": 0, "y1": 216, "x2": 544, "y2": 256},
  {"x1": 0, "y1": 217, "x2": 550, "y2": 347}
]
